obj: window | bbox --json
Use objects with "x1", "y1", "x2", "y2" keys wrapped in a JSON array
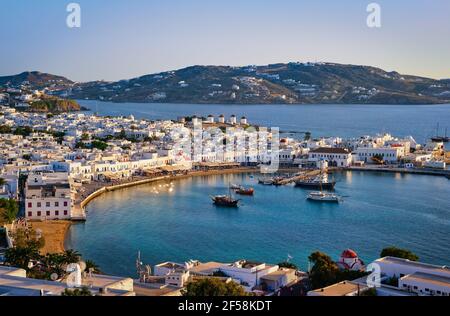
[
  {"x1": 46, "y1": 211, "x2": 50, "y2": 216},
  {"x1": 64, "y1": 210, "x2": 68, "y2": 216},
  {"x1": 28, "y1": 212, "x2": 32, "y2": 217},
  {"x1": 28, "y1": 202, "x2": 32, "y2": 208},
  {"x1": 37, "y1": 211, "x2": 41, "y2": 217},
  {"x1": 46, "y1": 202, "x2": 50, "y2": 207},
  {"x1": 55, "y1": 202, "x2": 59, "y2": 207},
  {"x1": 55, "y1": 211, "x2": 59, "y2": 216},
  {"x1": 37, "y1": 202, "x2": 41, "y2": 207},
  {"x1": 64, "y1": 201, "x2": 68, "y2": 207}
]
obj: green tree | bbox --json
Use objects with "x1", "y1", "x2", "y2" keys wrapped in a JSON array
[
  {"x1": 91, "y1": 140, "x2": 108, "y2": 151},
  {"x1": 277, "y1": 261, "x2": 298, "y2": 270},
  {"x1": 63, "y1": 249, "x2": 82, "y2": 264},
  {"x1": 4, "y1": 244, "x2": 41, "y2": 271},
  {"x1": 380, "y1": 247, "x2": 419, "y2": 261},
  {"x1": 13, "y1": 126, "x2": 33, "y2": 137},
  {"x1": 7, "y1": 227, "x2": 46, "y2": 255},
  {"x1": 0, "y1": 125, "x2": 12, "y2": 134},
  {"x1": 62, "y1": 287, "x2": 93, "y2": 296},
  {"x1": 85, "y1": 260, "x2": 101, "y2": 274},
  {"x1": 22, "y1": 154, "x2": 32, "y2": 161},
  {"x1": 308, "y1": 251, "x2": 368, "y2": 290},
  {"x1": 0, "y1": 198, "x2": 19, "y2": 224},
  {"x1": 308, "y1": 251, "x2": 341, "y2": 289},
  {"x1": 0, "y1": 178, "x2": 6, "y2": 186},
  {"x1": 75, "y1": 141, "x2": 87, "y2": 149},
  {"x1": 182, "y1": 278, "x2": 248, "y2": 296}
]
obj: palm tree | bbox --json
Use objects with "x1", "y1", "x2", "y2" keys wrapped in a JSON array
[
  {"x1": 85, "y1": 260, "x2": 101, "y2": 274},
  {"x1": 63, "y1": 249, "x2": 81, "y2": 264}
]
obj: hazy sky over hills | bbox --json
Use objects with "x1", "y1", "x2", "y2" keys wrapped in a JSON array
[{"x1": 1, "y1": 0, "x2": 449, "y2": 81}]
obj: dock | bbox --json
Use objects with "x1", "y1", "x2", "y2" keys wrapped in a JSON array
[{"x1": 274, "y1": 168, "x2": 334, "y2": 185}]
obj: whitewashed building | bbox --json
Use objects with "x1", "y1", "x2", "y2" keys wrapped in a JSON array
[
  {"x1": 308, "y1": 147, "x2": 352, "y2": 167},
  {"x1": 373, "y1": 257, "x2": 450, "y2": 296},
  {"x1": 25, "y1": 172, "x2": 73, "y2": 220}
]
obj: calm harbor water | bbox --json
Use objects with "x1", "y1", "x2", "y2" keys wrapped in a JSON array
[
  {"x1": 78, "y1": 100, "x2": 450, "y2": 144},
  {"x1": 65, "y1": 171, "x2": 450, "y2": 277}
]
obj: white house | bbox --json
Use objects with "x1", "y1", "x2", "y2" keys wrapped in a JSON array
[
  {"x1": 308, "y1": 147, "x2": 352, "y2": 167},
  {"x1": 25, "y1": 172, "x2": 73, "y2": 220},
  {"x1": 373, "y1": 257, "x2": 450, "y2": 296},
  {"x1": 353, "y1": 146, "x2": 405, "y2": 164},
  {"x1": 218, "y1": 260, "x2": 279, "y2": 291}
]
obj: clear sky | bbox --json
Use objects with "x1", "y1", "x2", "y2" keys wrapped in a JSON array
[{"x1": 1, "y1": 0, "x2": 449, "y2": 82}]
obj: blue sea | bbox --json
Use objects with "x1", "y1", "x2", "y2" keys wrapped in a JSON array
[
  {"x1": 79, "y1": 100, "x2": 450, "y2": 145},
  {"x1": 65, "y1": 171, "x2": 450, "y2": 277},
  {"x1": 65, "y1": 102, "x2": 450, "y2": 277}
]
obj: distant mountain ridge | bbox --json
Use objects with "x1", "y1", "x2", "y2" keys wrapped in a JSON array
[
  {"x1": 1, "y1": 63, "x2": 450, "y2": 105},
  {"x1": 0, "y1": 71, "x2": 74, "y2": 90}
]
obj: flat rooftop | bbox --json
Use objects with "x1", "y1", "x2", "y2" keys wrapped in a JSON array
[
  {"x1": 260, "y1": 268, "x2": 296, "y2": 281},
  {"x1": 156, "y1": 262, "x2": 185, "y2": 270},
  {"x1": 310, "y1": 281, "x2": 368, "y2": 296},
  {"x1": 188, "y1": 262, "x2": 223, "y2": 275},
  {"x1": 376, "y1": 257, "x2": 450, "y2": 277},
  {"x1": 401, "y1": 272, "x2": 450, "y2": 288}
]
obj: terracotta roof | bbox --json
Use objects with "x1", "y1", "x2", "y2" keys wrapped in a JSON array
[{"x1": 341, "y1": 249, "x2": 358, "y2": 259}]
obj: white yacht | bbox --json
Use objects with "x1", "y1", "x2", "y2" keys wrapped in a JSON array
[{"x1": 307, "y1": 191, "x2": 341, "y2": 203}]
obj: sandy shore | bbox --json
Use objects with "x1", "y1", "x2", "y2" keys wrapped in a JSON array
[{"x1": 31, "y1": 220, "x2": 71, "y2": 254}]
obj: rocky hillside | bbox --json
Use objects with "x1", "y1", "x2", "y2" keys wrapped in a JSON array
[
  {"x1": 2, "y1": 63, "x2": 450, "y2": 104},
  {"x1": 0, "y1": 71, "x2": 74, "y2": 90},
  {"x1": 27, "y1": 96, "x2": 81, "y2": 113}
]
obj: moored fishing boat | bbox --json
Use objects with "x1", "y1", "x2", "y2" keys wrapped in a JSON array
[
  {"x1": 211, "y1": 195, "x2": 240, "y2": 207},
  {"x1": 258, "y1": 178, "x2": 274, "y2": 185},
  {"x1": 230, "y1": 183, "x2": 241, "y2": 190},
  {"x1": 295, "y1": 172, "x2": 336, "y2": 190},
  {"x1": 235, "y1": 187, "x2": 254, "y2": 196},
  {"x1": 211, "y1": 188, "x2": 240, "y2": 207},
  {"x1": 307, "y1": 191, "x2": 341, "y2": 203}
]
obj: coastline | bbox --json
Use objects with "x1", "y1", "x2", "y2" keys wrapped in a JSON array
[
  {"x1": 63, "y1": 167, "x2": 266, "y2": 252},
  {"x1": 51, "y1": 165, "x2": 449, "y2": 253},
  {"x1": 31, "y1": 220, "x2": 71, "y2": 255}
]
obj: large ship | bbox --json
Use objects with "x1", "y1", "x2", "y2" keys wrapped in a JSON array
[
  {"x1": 431, "y1": 124, "x2": 449, "y2": 143},
  {"x1": 295, "y1": 172, "x2": 336, "y2": 190}
]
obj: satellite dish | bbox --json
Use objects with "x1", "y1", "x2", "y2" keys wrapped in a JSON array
[{"x1": 50, "y1": 273, "x2": 59, "y2": 281}]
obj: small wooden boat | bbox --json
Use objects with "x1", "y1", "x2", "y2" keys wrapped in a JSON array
[
  {"x1": 235, "y1": 187, "x2": 254, "y2": 196},
  {"x1": 212, "y1": 195, "x2": 240, "y2": 207},
  {"x1": 211, "y1": 188, "x2": 240, "y2": 207},
  {"x1": 230, "y1": 183, "x2": 241, "y2": 190}
]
